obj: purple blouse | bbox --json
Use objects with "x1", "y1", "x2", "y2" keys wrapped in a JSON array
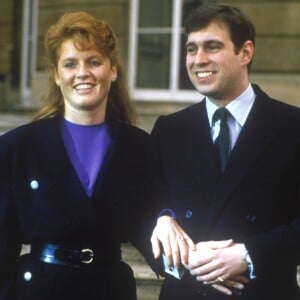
[{"x1": 60, "y1": 119, "x2": 112, "y2": 197}]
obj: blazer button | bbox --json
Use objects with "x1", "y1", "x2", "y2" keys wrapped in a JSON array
[
  {"x1": 24, "y1": 271, "x2": 32, "y2": 281},
  {"x1": 184, "y1": 210, "x2": 193, "y2": 219},
  {"x1": 246, "y1": 213, "x2": 256, "y2": 222},
  {"x1": 30, "y1": 180, "x2": 39, "y2": 190}
]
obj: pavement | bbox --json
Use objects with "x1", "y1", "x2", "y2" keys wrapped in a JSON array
[{"x1": 122, "y1": 243, "x2": 162, "y2": 300}]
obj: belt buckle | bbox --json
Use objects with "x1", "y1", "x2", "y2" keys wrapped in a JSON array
[{"x1": 81, "y1": 248, "x2": 94, "y2": 264}]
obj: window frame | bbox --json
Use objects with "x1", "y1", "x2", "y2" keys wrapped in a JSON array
[
  {"x1": 20, "y1": 0, "x2": 39, "y2": 105},
  {"x1": 129, "y1": 0, "x2": 200, "y2": 102}
]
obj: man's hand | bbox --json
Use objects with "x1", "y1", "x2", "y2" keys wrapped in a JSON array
[
  {"x1": 187, "y1": 241, "x2": 248, "y2": 283},
  {"x1": 211, "y1": 275, "x2": 250, "y2": 296},
  {"x1": 151, "y1": 216, "x2": 195, "y2": 268}
]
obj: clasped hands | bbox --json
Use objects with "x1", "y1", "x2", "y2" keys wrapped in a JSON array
[{"x1": 151, "y1": 216, "x2": 249, "y2": 296}]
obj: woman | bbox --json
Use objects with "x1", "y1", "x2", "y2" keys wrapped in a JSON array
[{"x1": 0, "y1": 11, "x2": 153, "y2": 300}]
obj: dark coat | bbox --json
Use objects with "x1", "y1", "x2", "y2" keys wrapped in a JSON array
[
  {"x1": 0, "y1": 116, "x2": 154, "y2": 300},
  {"x1": 150, "y1": 84, "x2": 300, "y2": 300}
]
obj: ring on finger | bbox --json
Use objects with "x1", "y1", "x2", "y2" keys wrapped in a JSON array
[
  {"x1": 217, "y1": 277, "x2": 224, "y2": 283},
  {"x1": 177, "y1": 235, "x2": 184, "y2": 241}
]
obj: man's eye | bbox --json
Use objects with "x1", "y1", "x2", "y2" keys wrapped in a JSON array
[
  {"x1": 207, "y1": 46, "x2": 218, "y2": 51},
  {"x1": 206, "y1": 42, "x2": 222, "y2": 52},
  {"x1": 186, "y1": 45, "x2": 197, "y2": 54}
]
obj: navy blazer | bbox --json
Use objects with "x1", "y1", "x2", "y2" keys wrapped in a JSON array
[
  {"x1": 150, "y1": 84, "x2": 300, "y2": 300},
  {"x1": 0, "y1": 117, "x2": 153, "y2": 300}
]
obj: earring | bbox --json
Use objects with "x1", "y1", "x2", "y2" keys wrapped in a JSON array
[{"x1": 112, "y1": 77, "x2": 117, "y2": 82}]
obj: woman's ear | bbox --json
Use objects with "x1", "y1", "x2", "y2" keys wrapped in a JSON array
[
  {"x1": 111, "y1": 65, "x2": 117, "y2": 82},
  {"x1": 54, "y1": 71, "x2": 60, "y2": 87}
]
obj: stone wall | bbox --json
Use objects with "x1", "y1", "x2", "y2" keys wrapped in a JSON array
[
  {"x1": 0, "y1": 1, "x2": 13, "y2": 75},
  {"x1": 37, "y1": 0, "x2": 130, "y2": 71},
  {"x1": 223, "y1": 1, "x2": 300, "y2": 73}
]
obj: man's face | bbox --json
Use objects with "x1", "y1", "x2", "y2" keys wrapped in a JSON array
[{"x1": 185, "y1": 22, "x2": 253, "y2": 105}]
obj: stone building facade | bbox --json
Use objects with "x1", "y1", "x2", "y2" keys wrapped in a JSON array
[
  {"x1": 0, "y1": 0, "x2": 300, "y2": 113},
  {"x1": 0, "y1": 1, "x2": 299, "y2": 298}
]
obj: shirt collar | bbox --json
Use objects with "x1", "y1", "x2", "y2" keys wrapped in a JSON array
[{"x1": 206, "y1": 84, "x2": 256, "y2": 127}]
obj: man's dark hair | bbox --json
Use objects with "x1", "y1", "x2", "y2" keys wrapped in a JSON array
[{"x1": 184, "y1": 4, "x2": 256, "y2": 53}]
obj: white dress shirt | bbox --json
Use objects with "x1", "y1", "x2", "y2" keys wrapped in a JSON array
[{"x1": 206, "y1": 84, "x2": 256, "y2": 150}]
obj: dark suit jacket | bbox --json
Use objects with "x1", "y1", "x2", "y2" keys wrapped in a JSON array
[
  {"x1": 150, "y1": 84, "x2": 300, "y2": 300},
  {"x1": 0, "y1": 116, "x2": 154, "y2": 300}
]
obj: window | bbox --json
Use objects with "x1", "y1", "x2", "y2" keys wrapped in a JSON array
[
  {"x1": 20, "y1": 0, "x2": 38, "y2": 105},
  {"x1": 129, "y1": 0, "x2": 215, "y2": 102}
]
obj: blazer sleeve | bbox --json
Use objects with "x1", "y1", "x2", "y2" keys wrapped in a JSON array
[
  {"x1": 148, "y1": 116, "x2": 171, "y2": 212},
  {"x1": 0, "y1": 134, "x2": 22, "y2": 299}
]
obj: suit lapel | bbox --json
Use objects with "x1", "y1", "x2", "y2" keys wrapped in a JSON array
[
  {"x1": 174, "y1": 102, "x2": 221, "y2": 233},
  {"x1": 207, "y1": 87, "x2": 278, "y2": 228},
  {"x1": 184, "y1": 102, "x2": 220, "y2": 183}
]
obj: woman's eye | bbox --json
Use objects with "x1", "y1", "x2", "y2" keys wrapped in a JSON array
[
  {"x1": 64, "y1": 62, "x2": 76, "y2": 68},
  {"x1": 90, "y1": 60, "x2": 101, "y2": 67}
]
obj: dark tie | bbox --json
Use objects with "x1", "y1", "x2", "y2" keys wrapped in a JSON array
[{"x1": 213, "y1": 108, "x2": 231, "y2": 173}]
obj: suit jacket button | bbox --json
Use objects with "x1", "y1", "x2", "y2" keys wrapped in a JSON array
[
  {"x1": 233, "y1": 289, "x2": 242, "y2": 296},
  {"x1": 197, "y1": 287, "x2": 207, "y2": 296},
  {"x1": 246, "y1": 213, "x2": 256, "y2": 222},
  {"x1": 30, "y1": 180, "x2": 39, "y2": 190},
  {"x1": 184, "y1": 210, "x2": 193, "y2": 219}
]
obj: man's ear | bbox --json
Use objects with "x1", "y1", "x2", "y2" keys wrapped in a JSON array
[{"x1": 240, "y1": 40, "x2": 255, "y2": 67}]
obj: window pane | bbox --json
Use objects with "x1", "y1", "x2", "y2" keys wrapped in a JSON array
[
  {"x1": 136, "y1": 34, "x2": 170, "y2": 88},
  {"x1": 179, "y1": 33, "x2": 194, "y2": 90},
  {"x1": 139, "y1": 0, "x2": 172, "y2": 27}
]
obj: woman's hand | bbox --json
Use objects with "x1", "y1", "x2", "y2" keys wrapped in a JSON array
[{"x1": 151, "y1": 216, "x2": 195, "y2": 268}]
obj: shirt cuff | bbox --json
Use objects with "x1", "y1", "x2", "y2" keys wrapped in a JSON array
[
  {"x1": 158, "y1": 208, "x2": 177, "y2": 219},
  {"x1": 242, "y1": 245, "x2": 256, "y2": 279}
]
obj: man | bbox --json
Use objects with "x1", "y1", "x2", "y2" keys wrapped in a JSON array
[{"x1": 149, "y1": 4, "x2": 300, "y2": 300}]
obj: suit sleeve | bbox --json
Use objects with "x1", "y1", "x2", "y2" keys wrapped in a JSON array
[{"x1": 243, "y1": 110, "x2": 300, "y2": 277}]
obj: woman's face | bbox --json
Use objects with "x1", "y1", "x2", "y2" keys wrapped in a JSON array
[{"x1": 55, "y1": 39, "x2": 117, "y2": 123}]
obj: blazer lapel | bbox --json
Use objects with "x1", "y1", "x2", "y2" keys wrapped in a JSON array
[
  {"x1": 34, "y1": 118, "x2": 74, "y2": 179},
  {"x1": 33, "y1": 117, "x2": 93, "y2": 218},
  {"x1": 89, "y1": 121, "x2": 117, "y2": 202}
]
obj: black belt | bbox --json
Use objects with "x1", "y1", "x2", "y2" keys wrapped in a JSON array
[{"x1": 31, "y1": 244, "x2": 121, "y2": 268}]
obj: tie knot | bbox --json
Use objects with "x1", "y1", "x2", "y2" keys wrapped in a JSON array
[{"x1": 213, "y1": 107, "x2": 229, "y2": 123}]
